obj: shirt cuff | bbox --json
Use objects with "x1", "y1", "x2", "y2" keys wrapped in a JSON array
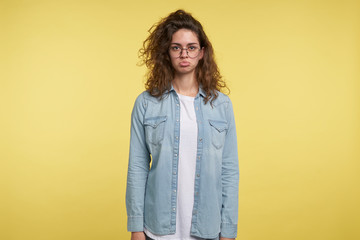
[
  {"x1": 220, "y1": 222, "x2": 237, "y2": 238},
  {"x1": 127, "y1": 216, "x2": 144, "y2": 232}
]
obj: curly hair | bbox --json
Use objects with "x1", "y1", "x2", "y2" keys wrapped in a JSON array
[{"x1": 138, "y1": 9, "x2": 229, "y2": 104}]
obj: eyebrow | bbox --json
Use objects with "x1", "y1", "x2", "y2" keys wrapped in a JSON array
[{"x1": 170, "y1": 42, "x2": 199, "y2": 46}]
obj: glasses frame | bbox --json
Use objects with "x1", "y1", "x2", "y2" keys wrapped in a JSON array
[{"x1": 169, "y1": 45, "x2": 202, "y2": 59}]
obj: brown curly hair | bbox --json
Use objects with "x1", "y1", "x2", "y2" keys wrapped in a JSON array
[{"x1": 138, "y1": 9, "x2": 229, "y2": 104}]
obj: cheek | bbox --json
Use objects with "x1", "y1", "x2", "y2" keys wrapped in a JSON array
[
  {"x1": 194, "y1": 58, "x2": 202, "y2": 67},
  {"x1": 171, "y1": 59, "x2": 178, "y2": 69}
]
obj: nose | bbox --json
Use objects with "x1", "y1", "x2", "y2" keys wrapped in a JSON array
[{"x1": 179, "y1": 48, "x2": 188, "y2": 58}]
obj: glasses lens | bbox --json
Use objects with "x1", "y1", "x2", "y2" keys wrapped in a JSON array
[{"x1": 187, "y1": 49, "x2": 199, "y2": 58}]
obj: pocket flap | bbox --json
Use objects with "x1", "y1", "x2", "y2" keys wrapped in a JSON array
[
  {"x1": 208, "y1": 119, "x2": 228, "y2": 132},
  {"x1": 144, "y1": 116, "x2": 167, "y2": 128}
]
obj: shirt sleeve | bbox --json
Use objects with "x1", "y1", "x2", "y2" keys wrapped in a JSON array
[
  {"x1": 220, "y1": 98, "x2": 239, "y2": 238},
  {"x1": 126, "y1": 92, "x2": 151, "y2": 232}
]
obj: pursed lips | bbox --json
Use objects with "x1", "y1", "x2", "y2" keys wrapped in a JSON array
[{"x1": 179, "y1": 61, "x2": 190, "y2": 67}]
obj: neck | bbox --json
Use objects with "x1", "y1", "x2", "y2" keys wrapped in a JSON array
[{"x1": 172, "y1": 72, "x2": 199, "y2": 97}]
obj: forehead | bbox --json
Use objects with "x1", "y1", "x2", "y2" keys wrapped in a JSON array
[{"x1": 171, "y1": 29, "x2": 199, "y2": 45}]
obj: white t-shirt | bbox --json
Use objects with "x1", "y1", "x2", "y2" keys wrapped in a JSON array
[{"x1": 145, "y1": 93, "x2": 199, "y2": 240}]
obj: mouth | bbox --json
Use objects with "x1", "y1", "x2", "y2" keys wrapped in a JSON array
[{"x1": 180, "y1": 61, "x2": 190, "y2": 67}]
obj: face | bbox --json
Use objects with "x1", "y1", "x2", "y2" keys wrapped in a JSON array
[{"x1": 169, "y1": 29, "x2": 204, "y2": 76}]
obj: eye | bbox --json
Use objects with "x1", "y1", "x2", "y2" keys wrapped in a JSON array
[
  {"x1": 171, "y1": 46, "x2": 180, "y2": 51},
  {"x1": 188, "y1": 46, "x2": 197, "y2": 51}
]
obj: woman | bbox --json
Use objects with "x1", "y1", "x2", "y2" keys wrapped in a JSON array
[{"x1": 126, "y1": 10, "x2": 239, "y2": 240}]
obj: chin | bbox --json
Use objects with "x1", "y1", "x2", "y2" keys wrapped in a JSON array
[{"x1": 176, "y1": 68, "x2": 195, "y2": 75}]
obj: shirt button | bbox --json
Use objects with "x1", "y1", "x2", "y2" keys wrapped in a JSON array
[
  {"x1": 174, "y1": 190, "x2": 177, "y2": 193},
  {"x1": 176, "y1": 119, "x2": 179, "y2": 122},
  {"x1": 197, "y1": 174, "x2": 200, "y2": 177},
  {"x1": 173, "y1": 172, "x2": 177, "y2": 175},
  {"x1": 199, "y1": 138, "x2": 202, "y2": 142},
  {"x1": 196, "y1": 107, "x2": 198, "y2": 110},
  {"x1": 195, "y1": 192, "x2": 199, "y2": 195},
  {"x1": 198, "y1": 156, "x2": 200, "y2": 159},
  {"x1": 177, "y1": 104, "x2": 179, "y2": 107},
  {"x1": 174, "y1": 153, "x2": 177, "y2": 157},
  {"x1": 176, "y1": 136, "x2": 178, "y2": 139},
  {"x1": 173, "y1": 208, "x2": 176, "y2": 211}
]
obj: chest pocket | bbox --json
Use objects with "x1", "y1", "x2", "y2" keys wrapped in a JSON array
[
  {"x1": 209, "y1": 119, "x2": 228, "y2": 149},
  {"x1": 144, "y1": 116, "x2": 167, "y2": 145}
]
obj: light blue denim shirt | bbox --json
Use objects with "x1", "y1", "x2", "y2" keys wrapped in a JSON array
[{"x1": 126, "y1": 86, "x2": 239, "y2": 239}]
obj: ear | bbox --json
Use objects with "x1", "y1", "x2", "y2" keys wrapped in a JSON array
[{"x1": 199, "y1": 47, "x2": 204, "y2": 60}]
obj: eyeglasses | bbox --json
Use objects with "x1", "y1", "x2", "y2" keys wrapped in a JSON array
[{"x1": 169, "y1": 45, "x2": 202, "y2": 58}]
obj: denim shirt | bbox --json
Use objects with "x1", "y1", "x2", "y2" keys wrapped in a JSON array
[{"x1": 126, "y1": 86, "x2": 239, "y2": 239}]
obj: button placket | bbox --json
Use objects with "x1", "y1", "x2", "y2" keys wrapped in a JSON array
[
  {"x1": 170, "y1": 94, "x2": 181, "y2": 230},
  {"x1": 191, "y1": 97, "x2": 203, "y2": 224}
]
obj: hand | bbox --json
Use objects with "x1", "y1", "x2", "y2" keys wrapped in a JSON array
[{"x1": 131, "y1": 231, "x2": 146, "y2": 240}]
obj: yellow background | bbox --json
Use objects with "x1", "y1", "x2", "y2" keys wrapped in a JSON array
[{"x1": 1, "y1": 0, "x2": 359, "y2": 239}]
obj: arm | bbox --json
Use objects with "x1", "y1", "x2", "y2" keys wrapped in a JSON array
[
  {"x1": 220, "y1": 99, "x2": 239, "y2": 239},
  {"x1": 126, "y1": 93, "x2": 151, "y2": 232},
  {"x1": 131, "y1": 232, "x2": 146, "y2": 240}
]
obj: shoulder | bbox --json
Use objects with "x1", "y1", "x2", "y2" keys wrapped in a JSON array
[
  {"x1": 135, "y1": 91, "x2": 166, "y2": 104},
  {"x1": 133, "y1": 91, "x2": 156, "y2": 105},
  {"x1": 132, "y1": 91, "x2": 167, "y2": 112},
  {"x1": 210, "y1": 91, "x2": 232, "y2": 108},
  {"x1": 134, "y1": 91, "x2": 151, "y2": 101}
]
